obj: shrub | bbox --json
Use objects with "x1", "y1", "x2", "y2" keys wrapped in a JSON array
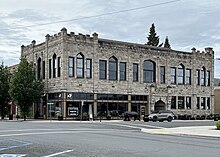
[{"x1": 216, "y1": 120, "x2": 220, "y2": 130}]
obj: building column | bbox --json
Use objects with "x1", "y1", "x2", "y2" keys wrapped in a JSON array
[
  {"x1": 93, "y1": 94, "x2": 97, "y2": 117},
  {"x1": 128, "y1": 95, "x2": 131, "y2": 112},
  {"x1": 63, "y1": 92, "x2": 66, "y2": 119}
]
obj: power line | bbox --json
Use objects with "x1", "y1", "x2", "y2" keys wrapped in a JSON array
[{"x1": 14, "y1": 0, "x2": 181, "y2": 29}]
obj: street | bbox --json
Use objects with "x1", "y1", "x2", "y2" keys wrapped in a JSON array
[{"x1": 0, "y1": 120, "x2": 219, "y2": 157}]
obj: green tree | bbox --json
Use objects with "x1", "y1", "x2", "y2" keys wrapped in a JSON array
[
  {"x1": 146, "y1": 23, "x2": 160, "y2": 46},
  {"x1": 164, "y1": 36, "x2": 171, "y2": 48},
  {"x1": 0, "y1": 63, "x2": 10, "y2": 119},
  {"x1": 9, "y1": 58, "x2": 44, "y2": 120}
]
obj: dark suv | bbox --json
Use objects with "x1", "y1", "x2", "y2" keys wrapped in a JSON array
[
  {"x1": 143, "y1": 110, "x2": 177, "y2": 122},
  {"x1": 213, "y1": 113, "x2": 220, "y2": 121}
]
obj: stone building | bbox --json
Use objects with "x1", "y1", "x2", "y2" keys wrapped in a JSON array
[{"x1": 21, "y1": 28, "x2": 214, "y2": 120}]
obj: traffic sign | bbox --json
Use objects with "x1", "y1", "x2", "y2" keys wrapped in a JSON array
[{"x1": 47, "y1": 102, "x2": 53, "y2": 105}]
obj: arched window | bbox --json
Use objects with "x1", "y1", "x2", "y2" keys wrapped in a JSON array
[
  {"x1": 77, "y1": 53, "x2": 84, "y2": 78},
  {"x1": 143, "y1": 60, "x2": 156, "y2": 83},
  {"x1": 37, "y1": 57, "x2": 41, "y2": 80},
  {"x1": 201, "y1": 67, "x2": 206, "y2": 86},
  {"x1": 177, "y1": 64, "x2": 184, "y2": 84},
  {"x1": 53, "y1": 54, "x2": 56, "y2": 78},
  {"x1": 109, "y1": 56, "x2": 117, "y2": 80}
]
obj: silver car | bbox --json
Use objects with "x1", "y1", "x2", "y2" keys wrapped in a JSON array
[{"x1": 148, "y1": 110, "x2": 175, "y2": 122}]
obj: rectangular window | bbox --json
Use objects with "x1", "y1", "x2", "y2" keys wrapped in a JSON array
[
  {"x1": 49, "y1": 59, "x2": 52, "y2": 79},
  {"x1": 178, "y1": 96, "x2": 184, "y2": 109},
  {"x1": 42, "y1": 61, "x2": 45, "y2": 79},
  {"x1": 170, "y1": 67, "x2": 176, "y2": 84},
  {"x1": 160, "y1": 66, "x2": 165, "y2": 84},
  {"x1": 53, "y1": 58, "x2": 56, "y2": 78},
  {"x1": 197, "y1": 97, "x2": 200, "y2": 109},
  {"x1": 186, "y1": 97, "x2": 191, "y2": 109},
  {"x1": 86, "y1": 59, "x2": 92, "y2": 78},
  {"x1": 68, "y1": 57, "x2": 74, "y2": 77},
  {"x1": 185, "y1": 69, "x2": 191, "y2": 85},
  {"x1": 120, "y1": 62, "x2": 126, "y2": 81},
  {"x1": 133, "y1": 63, "x2": 138, "y2": 82},
  {"x1": 57, "y1": 57, "x2": 61, "y2": 77},
  {"x1": 99, "y1": 60, "x2": 107, "y2": 79},
  {"x1": 207, "y1": 97, "x2": 210, "y2": 110},
  {"x1": 201, "y1": 97, "x2": 205, "y2": 110},
  {"x1": 201, "y1": 70, "x2": 205, "y2": 86},
  {"x1": 171, "y1": 96, "x2": 176, "y2": 109},
  {"x1": 206, "y1": 70, "x2": 210, "y2": 86},
  {"x1": 196, "y1": 70, "x2": 200, "y2": 85}
]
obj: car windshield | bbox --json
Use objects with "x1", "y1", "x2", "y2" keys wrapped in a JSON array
[{"x1": 151, "y1": 111, "x2": 159, "y2": 114}]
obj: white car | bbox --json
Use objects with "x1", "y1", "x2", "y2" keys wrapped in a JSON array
[{"x1": 148, "y1": 110, "x2": 175, "y2": 122}]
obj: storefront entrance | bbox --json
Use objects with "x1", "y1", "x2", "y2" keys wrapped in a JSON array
[{"x1": 155, "y1": 100, "x2": 166, "y2": 111}]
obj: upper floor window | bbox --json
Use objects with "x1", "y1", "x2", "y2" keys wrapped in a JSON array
[
  {"x1": 53, "y1": 54, "x2": 56, "y2": 78},
  {"x1": 143, "y1": 60, "x2": 156, "y2": 83},
  {"x1": 170, "y1": 67, "x2": 176, "y2": 84},
  {"x1": 42, "y1": 61, "x2": 45, "y2": 79},
  {"x1": 196, "y1": 69, "x2": 200, "y2": 85},
  {"x1": 109, "y1": 56, "x2": 117, "y2": 80},
  {"x1": 68, "y1": 57, "x2": 74, "y2": 77},
  {"x1": 206, "y1": 70, "x2": 210, "y2": 86},
  {"x1": 120, "y1": 62, "x2": 126, "y2": 81},
  {"x1": 160, "y1": 66, "x2": 165, "y2": 84},
  {"x1": 201, "y1": 67, "x2": 205, "y2": 86},
  {"x1": 49, "y1": 59, "x2": 52, "y2": 79},
  {"x1": 99, "y1": 60, "x2": 107, "y2": 79},
  {"x1": 37, "y1": 57, "x2": 41, "y2": 80},
  {"x1": 178, "y1": 64, "x2": 184, "y2": 85},
  {"x1": 133, "y1": 63, "x2": 138, "y2": 82},
  {"x1": 57, "y1": 57, "x2": 61, "y2": 77},
  {"x1": 77, "y1": 53, "x2": 84, "y2": 78},
  {"x1": 185, "y1": 69, "x2": 191, "y2": 85},
  {"x1": 86, "y1": 59, "x2": 92, "y2": 78}
]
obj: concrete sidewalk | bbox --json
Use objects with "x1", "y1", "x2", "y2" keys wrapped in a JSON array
[{"x1": 141, "y1": 126, "x2": 220, "y2": 139}]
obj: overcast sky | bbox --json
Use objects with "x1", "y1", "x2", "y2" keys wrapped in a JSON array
[{"x1": 1, "y1": 0, "x2": 220, "y2": 77}]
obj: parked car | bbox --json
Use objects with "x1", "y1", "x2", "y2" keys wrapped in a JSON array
[
  {"x1": 145, "y1": 110, "x2": 176, "y2": 122},
  {"x1": 213, "y1": 113, "x2": 220, "y2": 121}
]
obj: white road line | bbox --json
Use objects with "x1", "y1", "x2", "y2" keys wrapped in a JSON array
[{"x1": 42, "y1": 149, "x2": 74, "y2": 157}]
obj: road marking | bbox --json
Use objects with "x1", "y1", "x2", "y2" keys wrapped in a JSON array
[
  {"x1": 0, "y1": 140, "x2": 32, "y2": 152},
  {"x1": 42, "y1": 149, "x2": 74, "y2": 157},
  {"x1": 0, "y1": 154, "x2": 26, "y2": 157}
]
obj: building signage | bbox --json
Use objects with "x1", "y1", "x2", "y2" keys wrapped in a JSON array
[{"x1": 68, "y1": 107, "x2": 78, "y2": 116}]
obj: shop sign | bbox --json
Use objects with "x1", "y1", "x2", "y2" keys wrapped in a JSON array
[{"x1": 68, "y1": 107, "x2": 78, "y2": 116}]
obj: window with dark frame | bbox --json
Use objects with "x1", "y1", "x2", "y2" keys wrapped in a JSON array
[
  {"x1": 206, "y1": 70, "x2": 210, "y2": 86},
  {"x1": 197, "y1": 97, "x2": 200, "y2": 109},
  {"x1": 143, "y1": 60, "x2": 156, "y2": 83},
  {"x1": 171, "y1": 96, "x2": 176, "y2": 109},
  {"x1": 170, "y1": 67, "x2": 176, "y2": 84},
  {"x1": 178, "y1": 64, "x2": 184, "y2": 85},
  {"x1": 120, "y1": 62, "x2": 126, "y2": 81},
  {"x1": 57, "y1": 57, "x2": 61, "y2": 77},
  {"x1": 86, "y1": 59, "x2": 92, "y2": 78},
  {"x1": 201, "y1": 97, "x2": 205, "y2": 109},
  {"x1": 201, "y1": 67, "x2": 205, "y2": 86},
  {"x1": 178, "y1": 96, "x2": 184, "y2": 109},
  {"x1": 160, "y1": 66, "x2": 165, "y2": 84},
  {"x1": 53, "y1": 54, "x2": 56, "y2": 78},
  {"x1": 109, "y1": 56, "x2": 117, "y2": 80},
  {"x1": 42, "y1": 61, "x2": 45, "y2": 79},
  {"x1": 196, "y1": 69, "x2": 200, "y2": 85},
  {"x1": 185, "y1": 69, "x2": 191, "y2": 85},
  {"x1": 133, "y1": 63, "x2": 138, "y2": 82},
  {"x1": 99, "y1": 60, "x2": 107, "y2": 79},
  {"x1": 37, "y1": 57, "x2": 41, "y2": 80},
  {"x1": 207, "y1": 97, "x2": 210, "y2": 110},
  {"x1": 49, "y1": 59, "x2": 52, "y2": 79},
  {"x1": 77, "y1": 53, "x2": 84, "y2": 78},
  {"x1": 186, "y1": 97, "x2": 191, "y2": 109},
  {"x1": 68, "y1": 57, "x2": 74, "y2": 77}
]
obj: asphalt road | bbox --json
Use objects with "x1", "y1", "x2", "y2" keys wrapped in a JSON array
[{"x1": 0, "y1": 120, "x2": 219, "y2": 157}]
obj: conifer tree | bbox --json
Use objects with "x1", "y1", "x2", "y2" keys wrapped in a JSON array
[{"x1": 146, "y1": 23, "x2": 160, "y2": 46}]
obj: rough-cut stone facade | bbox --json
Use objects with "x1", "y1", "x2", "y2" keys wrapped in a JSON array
[{"x1": 21, "y1": 28, "x2": 215, "y2": 120}]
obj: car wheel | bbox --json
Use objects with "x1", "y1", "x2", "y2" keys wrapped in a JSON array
[
  {"x1": 167, "y1": 116, "x2": 172, "y2": 122},
  {"x1": 152, "y1": 116, "x2": 157, "y2": 122}
]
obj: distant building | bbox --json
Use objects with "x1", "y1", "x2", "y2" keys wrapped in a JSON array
[{"x1": 20, "y1": 27, "x2": 214, "y2": 120}]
